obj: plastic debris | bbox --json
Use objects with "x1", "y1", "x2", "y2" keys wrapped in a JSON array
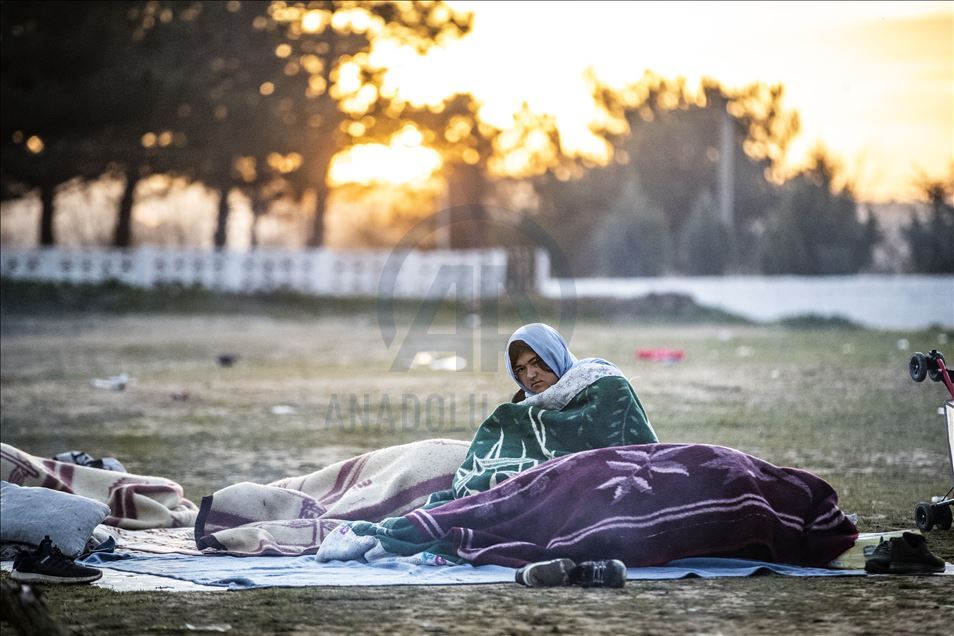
[
  {"x1": 636, "y1": 348, "x2": 685, "y2": 363},
  {"x1": 217, "y1": 354, "x2": 238, "y2": 367},
  {"x1": 430, "y1": 356, "x2": 467, "y2": 371},
  {"x1": 271, "y1": 405, "x2": 297, "y2": 415},
  {"x1": 410, "y1": 352, "x2": 468, "y2": 371},
  {"x1": 897, "y1": 338, "x2": 910, "y2": 351},
  {"x1": 90, "y1": 374, "x2": 129, "y2": 391},
  {"x1": 410, "y1": 352, "x2": 434, "y2": 368}
]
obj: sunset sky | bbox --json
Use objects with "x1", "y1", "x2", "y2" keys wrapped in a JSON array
[{"x1": 352, "y1": 0, "x2": 953, "y2": 202}]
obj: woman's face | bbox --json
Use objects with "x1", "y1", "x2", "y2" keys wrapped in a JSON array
[{"x1": 512, "y1": 348, "x2": 559, "y2": 393}]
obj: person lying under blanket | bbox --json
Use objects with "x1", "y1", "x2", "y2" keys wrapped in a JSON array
[
  {"x1": 0, "y1": 323, "x2": 656, "y2": 556},
  {"x1": 192, "y1": 322, "x2": 660, "y2": 553},
  {"x1": 6, "y1": 322, "x2": 910, "y2": 576}
]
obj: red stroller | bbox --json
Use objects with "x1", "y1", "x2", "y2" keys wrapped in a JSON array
[{"x1": 909, "y1": 349, "x2": 954, "y2": 531}]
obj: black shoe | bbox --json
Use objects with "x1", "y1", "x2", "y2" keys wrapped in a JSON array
[
  {"x1": 864, "y1": 532, "x2": 945, "y2": 575},
  {"x1": 515, "y1": 558, "x2": 577, "y2": 587},
  {"x1": 569, "y1": 559, "x2": 627, "y2": 588},
  {"x1": 11, "y1": 536, "x2": 103, "y2": 584}
]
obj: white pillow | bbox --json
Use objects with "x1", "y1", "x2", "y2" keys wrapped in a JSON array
[{"x1": 0, "y1": 481, "x2": 110, "y2": 557}]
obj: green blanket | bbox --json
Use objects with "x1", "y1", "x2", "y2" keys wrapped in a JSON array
[
  {"x1": 450, "y1": 374, "x2": 657, "y2": 498},
  {"x1": 322, "y1": 367, "x2": 660, "y2": 563}
]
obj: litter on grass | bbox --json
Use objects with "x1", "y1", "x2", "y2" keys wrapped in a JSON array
[
  {"x1": 410, "y1": 352, "x2": 468, "y2": 371},
  {"x1": 90, "y1": 374, "x2": 129, "y2": 391},
  {"x1": 636, "y1": 348, "x2": 685, "y2": 363}
]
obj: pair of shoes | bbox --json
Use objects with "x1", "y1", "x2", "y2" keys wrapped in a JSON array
[
  {"x1": 515, "y1": 558, "x2": 576, "y2": 587},
  {"x1": 515, "y1": 558, "x2": 626, "y2": 588},
  {"x1": 53, "y1": 450, "x2": 126, "y2": 473},
  {"x1": 11, "y1": 536, "x2": 103, "y2": 584},
  {"x1": 864, "y1": 532, "x2": 945, "y2": 574}
]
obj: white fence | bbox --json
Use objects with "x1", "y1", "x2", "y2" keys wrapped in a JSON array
[
  {"x1": 0, "y1": 247, "x2": 511, "y2": 299},
  {"x1": 3, "y1": 247, "x2": 952, "y2": 329}
]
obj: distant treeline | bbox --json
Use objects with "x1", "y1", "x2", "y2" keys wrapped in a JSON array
[{"x1": 2, "y1": 1, "x2": 951, "y2": 274}]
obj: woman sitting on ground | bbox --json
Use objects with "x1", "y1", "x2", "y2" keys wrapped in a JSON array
[
  {"x1": 443, "y1": 322, "x2": 658, "y2": 501},
  {"x1": 318, "y1": 317, "x2": 860, "y2": 570}
]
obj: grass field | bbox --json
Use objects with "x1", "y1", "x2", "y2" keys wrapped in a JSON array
[{"x1": 1, "y1": 287, "x2": 952, "y2": 634}]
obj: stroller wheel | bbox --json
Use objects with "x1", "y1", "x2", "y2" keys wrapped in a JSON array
[
  {"x1": 909, "y1": 353, "x2": 929, "y2": 382},
  {"x1": 927, "y1": 352, "x2": 946, "y2": 382},
  {"x1": 936, "y1": 503, "x2": 953, "y2": 531},
  {"x1": 915, "y1": 502, "x2": 934, "y2": 531}
]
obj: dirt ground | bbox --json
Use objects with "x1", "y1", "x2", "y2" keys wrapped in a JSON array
[
  {"x1": 11, "y1": 574, "x2": 950, "y2": 635},
  {"x1": 2, "y1": 309, "x2": 953, "y2": 634}
]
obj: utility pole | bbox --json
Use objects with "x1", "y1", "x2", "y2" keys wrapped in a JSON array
[
  {"x1": 718, "y1": 104, "x2": 735, "y2": 229},
  {"x1": 718, "y1": 100, "x2": 736, "y2": 270}
]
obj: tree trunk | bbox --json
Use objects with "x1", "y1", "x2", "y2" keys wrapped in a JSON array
[
  {"x1": 446, "y1": 162, "x2": 487, "y2": 249},
  {"x1": 304, "y1": 142, "x2": 336, "y2": 248},
  {"x1": 112, "y1": 169, "x2": 140, "y2": 248},
  {"x1": 39, "y1": 184, "x2": 55, "y2": 246},
  {"x1": 306, "y1": 182, "x2": 327, "y2": 248},
  {"x1": 249, "y1": 191, "x2": 268, "y2": 250},
  {"x1": 213, "y1": 186, "x2": 230, "y2": 250},
  {"x1": 307, "y1": 170, "x2": 330, "y2": 247}
]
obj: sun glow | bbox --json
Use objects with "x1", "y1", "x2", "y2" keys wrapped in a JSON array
[
  {"x1": 339, "y1": 1, "x2": 952, "y2": 201},
  {"x1": 329, "y1": 125, "x2": 442, "y2": 186}
]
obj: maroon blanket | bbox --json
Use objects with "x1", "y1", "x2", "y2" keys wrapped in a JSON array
[{"x1": 346, "y1": 443, "x2": 858, "y2": 568}]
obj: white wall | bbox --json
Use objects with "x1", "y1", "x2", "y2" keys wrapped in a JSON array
[{"x1": 540, "y1": 275, "x2": 954, "y2": 330}]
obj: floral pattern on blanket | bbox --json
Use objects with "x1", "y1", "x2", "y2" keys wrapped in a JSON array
[{"x1": 329, "y1": 443, "x2": 858, "y2": 569}]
